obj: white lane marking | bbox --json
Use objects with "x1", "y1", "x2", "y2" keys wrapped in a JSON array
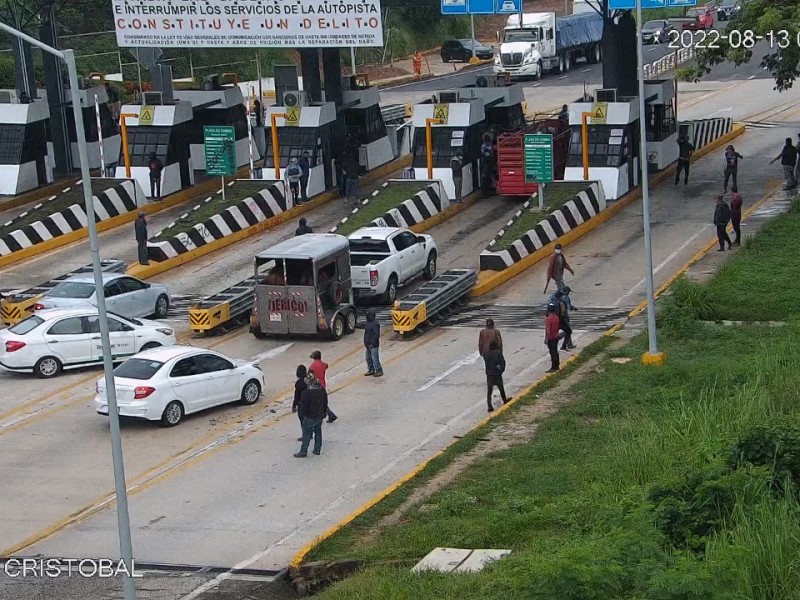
[
  {"x1": 558, "y1": 75, "x2": 568, "y2": 80},
  {"x1": 508, "y1": 332, "x2": 588, "y2": 384},
  {"x1": 249, "y1": 343, "x2": 294, "y2": 363},
  {"x1": 530, "y1": 82, "x2": 542, "y2": 87},
  {"x1": 612, "y1": 225, "x2": 712, "y2": 307},
  {"x1": 178, "y1": 396, "x2": 488, "y2": 600},
  {"x1": 417, "y1": 351, "x2": 480, "y2": 392},
  {"x1": 582, "y1": 68, "x2": 591, "y2": 72},
  {"x1": 705, "y1": 106, "x2": 732, "y2": 118},
  {"x1": 748, "y1": 75, "x2": 756, "y2": 80}
]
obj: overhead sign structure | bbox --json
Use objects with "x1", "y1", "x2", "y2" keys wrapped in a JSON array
[
  {"x1": 285, "y1": 106, "x2": 302, "y2": 127},
  {"x1": 138, "y1": 105, "x2": 154, "y2": 126},
  {"x1": 591, "y1": 102, "x2": 608, "y2": 125},
  {"x1": 204, "y1": 126, "x2": 236, "y2": 177},
  {"x1": 523, "y1": 134, "x2": 554, "y2": 184},
  {"x1": 608, "y1": 0, "x2": 695, "y2": 8},
  {"x1": 495, "y1": 0, "x2": 522, "y2": 13},
  {"x1": 113, "y1": 0, "x2": 384, "y2": 48},
  {"x1": 442, "y1": 0, "x2": 519, "y2": 14},
  {"x1": 433, "y1": 104, "x2": 449, "y2": 123},
  {"x1": 441, "y1": 0, "x2": 467, "y2": 14},
  {"x1": 467, "y1": 0, "x2": 495, "y2": 14}
]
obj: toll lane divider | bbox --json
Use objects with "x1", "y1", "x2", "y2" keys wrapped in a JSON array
[
  {"x1": 0, "y1": 176, "x2": 81, "y2": 214},
  {"x1": 470, "y1": 122, "x2": 746, "y2": 297}
]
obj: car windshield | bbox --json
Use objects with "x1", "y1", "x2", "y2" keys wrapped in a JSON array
[
  {"x1": 721, "y1": 0, "x2": 736, "y2": 5},
  {"x1": 113, "y1": 358, "x2": 164, "y2": 380},
  {"x1": 8, "y1": 315, "x2": 44, "y2": 335},
  {"x1": 504, "y1": 29, "x2": 539, "y2": 43},
  {"x1": 48, "y1": 282, "x2": 95, "y2": 299},
  {"x1": 686, "y1": 8, "x2": 701, "y2": 16},
  {"x1": 459, "y1": 39, "x2": 482, "y2": 48},
  {"x1": 643, "y1": 21, "x2": 663, "y2": 29}
]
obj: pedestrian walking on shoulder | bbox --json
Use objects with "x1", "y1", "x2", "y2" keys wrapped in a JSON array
[
  {"x1": 335, "y1": 153, "x2": 347, "y2": 199},
  {"x1": 309, "y1": 350, "x2": 337, "y2": 422},
  {"x1": 292, "y1": 364, "x2": 308, "y2": 441},
  {"x1": 713, "y1": 195, "x2": 733, "y2": 251},
  {"x1": 730, "y1": 192, "x2": 743, "y2": 246},
  {"x1": 294, "y1": 372, "x2": 328, "y2": 457},
  {"x1": 484, "y1": 340, "x2": 510, "y2": 412},
  {"x1": 135, "y1": 212, "x2": 149, "y2": 266},
  {"x1": 451, "y1": 152, "x2": 463, "y2": 202},
  {"x1": 285, "y1": 157, "x2": 302, "y2": 205},
  {"x1": 552, "y1": 291, "x2": 575, "y2": 350},
  {"x1": 148, "y1": 152, "x2": 164, "y2": 200},
  {"x1": 545, "y1": 243, "x2": 574, "y2": 295},
  {"x1": 295, "y1": 217, "x2": 312, "y2": 236},
  {"x1": 363, "y1": 308, "x2": 383, "y2": 377},
  {"x1": 550, "y1": 284, "x2": 576, "y2": 312},
  {"x1": 545, "y1": 304, "x2": 561, "y2": 373},
  {"x1": 770, "y1": 137, "x2": 798, "y2": 190},
  {"x1": 675, "y1": 134, "x2": 694, "y2": 185},
  {"x1": 723, "y1": 144, "x2": 743, "y2": 193},
  {"x1": 478, "y1": 318, "x2": 502, "y2": 357},
  {"x1": 298, "y1": 151, "x2": 311, "y2": 202}
]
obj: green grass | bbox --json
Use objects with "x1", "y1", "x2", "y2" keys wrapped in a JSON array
[
  {"x1": 305, "y1": 192, "x2": 800, "y2": 599},
  {"x1": 334, "y1": 182, "x2": 430, "y2": 237},
  {"x1": 152, "y1": 180, "x2": 276, "y2": 242},
  {"x1": 491, "y1": 183, "x2": 591, "y2": 252},
  {"x1": 0, "y1": 179, "x2": 122, "y2": 238}
]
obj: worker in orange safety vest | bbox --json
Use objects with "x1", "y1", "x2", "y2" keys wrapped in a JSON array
[{"x1": 412, "y1": 51, "x2": 423, "y2": 80}]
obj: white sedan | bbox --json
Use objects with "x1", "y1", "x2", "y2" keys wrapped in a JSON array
[
  {"x1": 36, "y1": 274, "x2": 170, "y2": 320},
  {"x1": 0, "y1": 308, "x2": 176, "y2": 378},
  {"x1": 94, "y1": 346, "x2": 264, "y2": 427}
]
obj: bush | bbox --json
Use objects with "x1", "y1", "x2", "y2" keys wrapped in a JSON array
[{"x1": 730, "y1": 422, "x2": 800, "y2": 494}]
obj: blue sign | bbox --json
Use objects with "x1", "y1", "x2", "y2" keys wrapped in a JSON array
[
  {"x1": 441, "y1": 0, "x2": 467, "y2": 14},
  {"x1": 468, "y1": 0, "x2": 495, "y2": 14},
  {"x1": 495, "y1": 0, "x2": 521, "y2": 13},
  {"x1": 667, "y1": 0, "x2": 696, "y2": 5},
  {"x1": 608, "y1": 0, "x2": 666, "y2": 9}
]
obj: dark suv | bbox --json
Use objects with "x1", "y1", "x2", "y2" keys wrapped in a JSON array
[
  {"x1": 717, "y1": 0, "x2": 741, "y2": 20},
  {"x1": 440, "y1": 39, "x2": 494, "y2": 63}
]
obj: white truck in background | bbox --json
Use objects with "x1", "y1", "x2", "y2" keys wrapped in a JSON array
[
  {"x1": 348, "y1": 227, "x2": 438, "y2": 305},
  {"x1": 494, "y1": 11, "x2": 604, "y2": 79}
]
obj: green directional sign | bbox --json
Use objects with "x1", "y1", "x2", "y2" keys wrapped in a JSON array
[
  {"x1": 204, "y1": 125, "x2": 237, "y2": 177},
  {"x1": 524, "y1": 133, "x2": 554, "y2": 184}
]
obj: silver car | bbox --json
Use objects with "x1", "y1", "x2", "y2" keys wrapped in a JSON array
[{"x1": 36, "y1": 274, "x2": 170, "y2": 320}]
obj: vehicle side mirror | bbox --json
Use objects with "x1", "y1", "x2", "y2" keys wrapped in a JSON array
[
  {"x1": 144, "y1": 283, "x2": 151, "y2": 288},
  {"x1": 417, "y1": 236, "x2": 426, "y2": 244}
]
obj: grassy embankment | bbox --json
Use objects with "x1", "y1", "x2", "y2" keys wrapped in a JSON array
[
  {"x1": 333, "y1": 182, "x2": 430, "y2": 237},
  {"x1": 308, "y1": 198, "x2": 800, "y2": 599}
]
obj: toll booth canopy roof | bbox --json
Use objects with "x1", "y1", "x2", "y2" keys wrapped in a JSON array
[{"x1": 255, "y1": 234, "x2": 348, "y2": 263}]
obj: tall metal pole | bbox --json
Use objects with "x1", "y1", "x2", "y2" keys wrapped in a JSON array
[
  {"x1": 635, "y1": 0, "x2": 661, "y2": 362},
  {"x1": 135, "y1": 48, "x2": 143, "y2": 97},
  {"x1": 350, "y1": 46, "x2": 356, "y2": 74},
  {"x1": 470, "y1": 15, "x2": 476, "y2": 61},
  {"x1": 255, "y1": 50, "x2": 263, "y2": 106}
]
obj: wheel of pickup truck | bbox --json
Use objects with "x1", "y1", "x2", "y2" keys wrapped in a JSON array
[
  {"x1": 382, "y1": 275, "x2": 398, "y2": 305},
  {"x1": 423, "y1": 251, "x2": 437, "y2": 280}
]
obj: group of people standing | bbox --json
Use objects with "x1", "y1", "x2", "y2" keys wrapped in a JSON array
[{"x1": 284, "y1": 151, "x2": 311, "y2": 206}]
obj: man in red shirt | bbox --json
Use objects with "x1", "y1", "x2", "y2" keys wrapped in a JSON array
[
  {"x1": 730, "y1": 192, "x2": 743, "y2": 246},
  {"x1": 544, "y1": 304, "x2": 561, "y2": 373},
  {"x1": 309, "y1": 350, "x2": 337, "y2": 422}
]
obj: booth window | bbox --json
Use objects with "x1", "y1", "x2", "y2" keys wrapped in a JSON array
[
  {"x1": 121, "y1": 126, "x2": 171, "y2": 167},
  {"x1": 412, "y1": 125, "x2": 480, "y2": 168},
  {"x1": 347, "y1": 105, "x2": 387, "y2": 145},
  {"x1": 265, "y1": 128, "x2": 317, "y2": 168},
  {"x1": 645, "y1": 103, "x2": 676, "y2": 142},
  {"x1": 567, "y1": 125, "x2": 629, "y2": 168},
  {"x1": 0, "y1": 124, "x2": 25, "y2": 164}
]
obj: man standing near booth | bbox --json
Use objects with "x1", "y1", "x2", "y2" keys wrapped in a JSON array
[
  {"x1": 298, "y1": 150, "x2": 311, "y2": 203},
  {"x1": 675, "y1": 134, "x2": 694, "y2": 185},
  {"x1": 135, "y1": 212, "x2": 149, "y2": 266}
]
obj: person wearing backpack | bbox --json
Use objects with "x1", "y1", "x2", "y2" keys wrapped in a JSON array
[
  {"x1": 723, "y1": 144, "x2": 743, "y2": 193},
  {"x1": 713, "y1": 195, "x2": 733, "y2": 251},
  {"x1": 552, "y1": 291, "x2": 575, "y2": 351},
  {"x1": 148, "y1": 152, "x2": 164, "y2": 200},
  {"x1": 483, "y1": 340, "x2": 510, "y2": 412},
  {"x1": 285, "y1": 157, "x2": 302, "y2": 205}
]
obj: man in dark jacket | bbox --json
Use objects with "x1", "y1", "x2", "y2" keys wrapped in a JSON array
[
  {"x1": 770, "y1": 137, "x2": 798, "y2": 190},
  {"x1": 675, "y1": 135, "x2": 694, "y2": 185},
  {"x1": 295, "y1": 217, "x2": 312, "y2": 236},
  {"x1": 730, "y1": 192, "x2": 743, "y2": 246},
  {"x1": 294, "y1": 372, "x2": 329, "y2": 457},
  {"x1": 292, "y1": 364, "x2": 308, "y2": 441},
  {"x1": 552, "y1": 291, "x2": 575, "y2": 351},
  {"x1": 713, "y1": 195, "x2": 733, "y2": 251},
  {"x1": 135, "y1": 212, "x2": 149, "y2": 266},
  {"x1": 364, "y1": 308, "x2": 383, "y2": 377},
  {"x1": 298, "y1": 151, "x2": 311, "y2": 202},
  {"x1": 484, "y1": 340, "x2": 509, "y2": 412},
  {"x1": 148, "y1": 152, "x2": 164, "y2": 200},
  {"x1": 723, "y1": 145, "x2": 743, "y2": 193}
]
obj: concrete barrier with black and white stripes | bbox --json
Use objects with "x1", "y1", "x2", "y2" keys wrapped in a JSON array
[
  {"x1": 329, "y1": 180, "x2": 447, "y2": 233},
  {"x1": 147, "y1": 180, "x2": 290, "y2": 262},
  {"x1": 683, "y1": 118, "x2": 733, "y2": 151},
  {"x1": 480, "y1": 182, "x2": 605, "y2": 271},
  {"x1": 0, "y1": 179, "x2": 141, "y2": 257}
]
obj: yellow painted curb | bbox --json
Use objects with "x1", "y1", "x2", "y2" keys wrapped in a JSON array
[
  {"x1": 128, "y1": 154, "x2": 412, "y2": 279},
  {"x1": 469, "y1": 123, "x2": 746, "y2": 298}
]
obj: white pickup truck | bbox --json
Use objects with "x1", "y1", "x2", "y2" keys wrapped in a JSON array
[{"x1": 348, "y1": 227, "x2": 438, "y2": 304}]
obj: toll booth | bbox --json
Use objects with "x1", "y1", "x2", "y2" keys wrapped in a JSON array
[
  {"x1": 0, "y1": 94, "x2": 54, "y2": 195},
  {"x1": 643, "y1": 79, "x2": 678, "y2": 171},
  {"x1": 563, "y1": 96, "x2": 640, "y2": 200},
  {"x1": 174, "y1": 85, "x2": 256, "y2": 173},
  {"x1": 65, "y1": 85, "x2": 121, "y2": 171},
  {"x1": 114, "y1": 99, "x2": 195, "y2": 200},
  {"x1": 263, "y1": 99, "x2": 337, "y2": 199},
  {"x1": 341, "y1": 80, "x2": 394, "y2": 172}
]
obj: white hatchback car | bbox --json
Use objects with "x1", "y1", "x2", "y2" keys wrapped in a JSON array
[
  {"x1": 0, "y1": 309, "x2": 176, "y2": 378},
  {"x1": 94, "y1": 346, "x2": 264, "y2": 427},
  {"x1": 36, "y1": 274, "x2": 170, "y2": 320}
]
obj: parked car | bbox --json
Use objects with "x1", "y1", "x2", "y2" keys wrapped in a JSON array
[
  {"x1": 35, "y1": 274, "x2": 170, "y2": 320},
  {"x1": 441, "y1": 39, "x2": 494, "y2": 63},
  {"x1": 682, "y1": 6, "x2": 715, "y2": 30},
  {"x1": 348, "y1": 227, "x2": 438, "y2": 305},
  {"x1": 0, "y1": 308, "x2": 176, "y2": 378},
  {"x1": 716, "y1": 0, "x2": 741, "y2": 20},
  {"x1": 94, "y1": 346, "x2": 264, "y2": 427},
  {"x1": 641, "y1": 19, "x2": 675, "y2": 44}
]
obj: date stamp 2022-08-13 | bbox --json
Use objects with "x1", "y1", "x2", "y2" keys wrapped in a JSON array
[{"x1": 666, "y1": 28, "x2": 800, "y2": 51}]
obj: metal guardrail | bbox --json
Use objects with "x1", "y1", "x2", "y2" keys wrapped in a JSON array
[
  {"x1": 1, "y1": 259, "x2": 127, "y2": 325},
  {"x1": 189, "y1": 278, "x2": 255, "y2": 333},
  {"x1": 392, "y1": 268, "x2": 477, "y2": 335},
  {"x1": 643, "y1": 46, "x2": 695, "y2": 80}
]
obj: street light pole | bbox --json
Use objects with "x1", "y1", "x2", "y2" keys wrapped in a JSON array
[
  {"x1": 0, "y1": 21, "x2": 137, "y2": 600},
  {"x1": 635, "y1": 0, "x2": 664, "y2": 366}
]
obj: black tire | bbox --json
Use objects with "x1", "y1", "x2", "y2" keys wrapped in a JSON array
[
  {"x1": 441, "y1": 52, "x2": 449, "y2": 63},
  {"x1": 589, "y1": 43, "x2": 601, "y2": 64},
  {"x1": 251, "y1": 324, "x2": 268, "y2": 339},
  {"x1": 331, "y1": 313, "x2": 345, "y2": 341},
  {"x1": 564, "y1": 53, "x2": 571, "y2": 72},
  {"x1": 153, "y1": 294, "x2": 169, "y2": 319},
  {"x1": 535, "y1": 61, "x2": 543, "y2": 80},
  {"x1": 160, "y1": 400, "x2": 184, "y2": 427},
  {"x1": 345, "y1": 309, "x2": 357, "y2": 334},
  {"x1": 140, "y1": 342, "x2": 162, "y2": 352},
  {"x1": 423, "y1": 251, "x2": 437, "y2": 280},
  {"x1": 35, "y1": 356, "x2": 62, "y2": 378},
  {"x1": 557, "y1": 54, "x2": 566, "y2": 74},
  {"x1": 382, "y1": 275, "x2": 398, "y2": 305},
  {"x1": 240, "y1": 379, "x2": 261, "y2": 405}
]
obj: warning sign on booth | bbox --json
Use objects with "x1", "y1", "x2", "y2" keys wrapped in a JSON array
[{"x1": 112, "y1": 0, "x2": 384, "y2": 48}]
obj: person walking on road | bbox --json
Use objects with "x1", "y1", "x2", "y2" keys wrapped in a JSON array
[
  {"x1": 148, "y1": 152, "x2": 164, "y2": 200},
  {"x1": 135, "y1": 212, "x2": 149, "y2": 266},
  {"x1": 343, "y1": 153, "x2": 360, "y2": 206},
  {"x1": 451, "y1": 152, "x2": 463, "y2": 202},
  {"x1": 675, "y1": 134, "x2": 694, "y2": 185},
  {"x1": 552, "y1": 290, "x2": 575, "y2": 350},
  {"x1": 309, "y1": 350, "x2": 337, "y2": 423},
  {"x1": 550, "y1": 284, "x2": 576, "y2": 312},
  {"x1": 292, "y1": 364, "x2": 308, "y2": 441},
  {"x1": 363, "y1": 308, "x2": 383, "y2": 377},
  {"x1": 545, "y1": 304, "x2": 561, "y2": 373},
  {"x1": 298, "y1": 151, "x2": 311, "y2": 203},
  {"x1": 723, "y1": 144, "x2": 743, "y2": 193},
  {"x1": 295, "y1": 217, "x2": 312, "y2": 236},
  {"x1": 770, "y1": 137, "x2": 798, "y2": 190},
  {"x1": 730, "y1": 192, "x2": 743, "y2": 246},
  {"x1": 713, "y1": 195, "x2": 733, "y2": 252},
  {"x1": 484, "y1": 340, "x2": 510, "y2": 412},
  {"x1": 294, "y1": 372, "x2": 329, "y2": 457},
  {"x1": 545, "y1": 243, "x2": 574, "y2": 295},
  {"x1": 478, "y1": 318, "x2": 503, "y2": 357},
  {"x1": 285, "y1": 157, "x2": 302, "y2": 205}
]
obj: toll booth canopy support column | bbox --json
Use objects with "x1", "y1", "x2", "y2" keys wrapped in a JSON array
[
  {"x1": 299, "y1": 49, "x2": 322, "y2": 103},
  {"x1": 321, "y1": 49, "x2": 343, "y2": 106}
]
